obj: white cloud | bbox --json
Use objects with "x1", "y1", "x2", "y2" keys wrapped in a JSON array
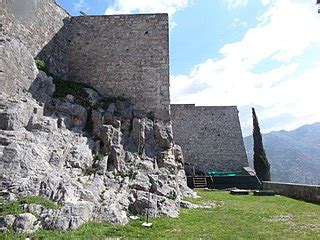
[
  {"x1": 171, "y1": 0, "x2": 320, "y2": 136},
  {"x1": 223, "y1": 0, "x2": 248, "y2": 9},
  {"x1": 74, "y1": 0, "x2": 90, "y2": 12},
  {"x1": 232, "y1": 18, "x2": 248, "y2": 28},
  {"x1": 105, "y1": 0, "x2": 191, "y2": 28}
]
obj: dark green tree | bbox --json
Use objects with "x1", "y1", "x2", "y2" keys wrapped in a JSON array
[{"x1": 252, "y1": 107, "x2": 270, "y2": 181}]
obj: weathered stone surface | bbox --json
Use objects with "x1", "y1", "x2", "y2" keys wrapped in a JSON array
[
  {"x1": 67, "y1": 15, "x2": 170, "y2": 121},
  {"x1": 0, "y1": 92, "x2": 193, "y2": 232},
  {"x1": 52, "y1": 201, "x2": 94, "y2": 230},
  {"x1": 154, "y1": 121, "x2": 173, "y2": 149},
  {"x1": 1, "y1": 37, "x2": 38, "y2": 96},
  {"x1": 129, "y1": 190, "x2": 179, "y2": 218},
  {"x1": 0, "y1": 215, "x2": 16, "y2": 230},
  {"x1": 171, "y1": 104, "x2": 249, "y2": 172},
  {"x1": 130, "y1": 172, "x2": 151, "y2": 192},
  {"x1": 3, "y1": 0, "x2": 69, "y2": 78},
  {"x1": 51, "y1": 99, "x2": 87, "y2": 128},
  {"x1": 0, "y1": 93, "x2": 43, "y2": 130},
  {"x1": 29, "y1": 70, "x2": 55, "y2": 106},
  {"x1": 94, "y1": 187, "x2": 130, "y2": 224},
  {"x1": 13, "y1": 213, "x2": 38, "y2": 233},
  {"x1": 84, "y1": 88, "x2": 100, "y2": 106},
  {"x1": 180, "y1": 200, "x2": 198, "y2": 209},
  {"x1": 149, "y1": 174, "x2": 179, "y2": 200}
]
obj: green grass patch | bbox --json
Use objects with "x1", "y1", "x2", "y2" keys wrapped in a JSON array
[
  {"x1": 2, "y1": 190, "x2": 320, "y2": 239},
  {"x1": 19, "y1": 196, "x2": 59, "y2": 209},
  {"x1": 0, "y1": 195, "x2": 58, "y2": 216}
]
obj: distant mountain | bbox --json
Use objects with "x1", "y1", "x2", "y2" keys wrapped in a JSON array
[{"x1": 244, "y1": 122, "x2": 320, "y2": 185}]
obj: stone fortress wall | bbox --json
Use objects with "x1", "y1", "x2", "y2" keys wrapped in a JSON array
[
  {"x1": 3, "y1": 1, "x2": 170, "y2": 121},
  {"x1": 3, "y1": 0, "x2": 247, "y2": 172},
  {"x1": 67, "y1": 14, "x2": 170, "y2": 121},
  {"x1": 1, "y1": 0, "x2": 69, "y2": 95},
  {"x1": 171, "y1": 104, "x2": 249, "y2": 173}
]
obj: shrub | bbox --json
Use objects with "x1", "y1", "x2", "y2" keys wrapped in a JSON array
[
  {"x1": 35, "y1": 59, "x2": 48, "y2": 73},
  {"x1": 53, "y1": 76, "x2": 90, "y2": 98},
  {"x1": 95, "y1": 152, "x2": 105, "y2": 161}
]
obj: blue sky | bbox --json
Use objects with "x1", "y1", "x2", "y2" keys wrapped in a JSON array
[{"x1": 57, "y1": 0, "x2": 320, "y2": 136}]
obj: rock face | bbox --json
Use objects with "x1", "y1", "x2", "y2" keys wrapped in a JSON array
[
  {"x1": 0, "y1": 70, "x2": 194, "y2": 232},
  {"x1": 1, "y1": 1, "x2": 194, "y2": 233}
]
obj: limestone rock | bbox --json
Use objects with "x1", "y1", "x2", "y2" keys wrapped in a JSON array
[
  {"x1": 0, "y1": 93, "x2": 43, "y2": 130},
  {"x1": 13, "y1": 213, "x2": 38, "y2": 233},
  {"x1": 154, "y1": 120, "x2": 173, "y2": 149},
  {"x1": 130, "y1": 172, "x2": 151, "y2": 191},
  {"x1": 52, "y1": 201, "x2": 94, "y2": 230},
  {"x1": 173, "y1": 144, "x2": 184, "y2": 168},
  {"x1": 50, "y1": 99, "x2": 87, "y2": 128},
  {"x1": 29, "y1": 70, "x2": 55, "y2": 106},
  {"x1": 84, "y1": 88, "x2": 100, "y2": 106},
  {"x1": 149, "y1": 174, "x2": 179, "y2": 200},
  {"x1": 129, "y1": 190, "x2": 179, "y2": 218},
  {"x1": 0, "y1": 215, "x2": 16, "y2": 231},
  {"x1": 0, "y1": 87, "x2": 193, "y2": 233},
  {"x1": 1, "y1": 37, "x2": 38, "y2": 96}
]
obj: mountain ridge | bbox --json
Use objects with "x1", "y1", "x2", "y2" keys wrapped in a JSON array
[{"x1": 244, "y1": 122, "x2": 320, "y2": 185}]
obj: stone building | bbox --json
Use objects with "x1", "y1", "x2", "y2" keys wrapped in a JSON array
[{"x1": 171, "y1": 104, "x2": 249, "y2": 173}]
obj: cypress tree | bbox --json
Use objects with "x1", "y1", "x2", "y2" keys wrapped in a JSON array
[{"x1": 252, "y1": 107, "x2": 270, "y2": 181}]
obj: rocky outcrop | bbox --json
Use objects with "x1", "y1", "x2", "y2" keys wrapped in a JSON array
[
  {"x1": 0, "y1": 71, "x2": 194, "y2": 232},
  {"x1": 1, "y1": 38, "x2": 39, "y2": 96},
  {"x1": 1, "y1": 1, "x2": 194, "y2": 233}
]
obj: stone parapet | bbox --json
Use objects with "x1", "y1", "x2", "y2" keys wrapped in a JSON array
[{"x1": 263, "y1": 181, "x2": 320, "y2": 202}]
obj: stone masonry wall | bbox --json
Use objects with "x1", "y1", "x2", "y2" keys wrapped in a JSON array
[
  {"x1": 2, "y1": 0, "x2": 69, "y2": 57},
  {"x1": 2, "y1": 0, "x2": 69, "y2": 95},
  {"x1": 171, "y1": 104, "x2": 249, "y2": 173},
  {"x1": 263, "y1": 181, "x2": 320, "y2": 202},
  {"x1": 67, "y1": 14, "x2": 170, "y2": 121}
]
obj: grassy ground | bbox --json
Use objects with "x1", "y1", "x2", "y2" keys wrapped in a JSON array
[
  {"x1": 1, "y1": 190, "x2": 319, "y2": 239},
  {"x1": 0, "y1": 196, "x2": 59, "y2": 216}
]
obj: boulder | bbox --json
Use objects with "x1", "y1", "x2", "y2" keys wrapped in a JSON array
[
  {"x1": 0, "y1": 93, "x2": 43, "y2": 130},
  {"x1": 13, "y1": 213, "x2": 38, "y2": 233},
  {"x1": 149, "y1": 174, "x2": 178, "y2": 200},
  {"x1": 84, "y1": 88, "x2": 100, "y2": 106},
  {"x1": 51, "y1": 99, "x2": 87, "y2": 128},
  {"x1": 130, "y1": 172, "x2": 151, "y2": 191},
  {"x1": 52, "y1": 201, "x2": 94, "y2": 230},
  {"x1": 154, "y1": 121, "x2": 173, "y2": 149},
  {"x1": 129, "y1": 190, "x2": 179, "y2": 218},
  {"x1": 29, "y1": 70, "x2": 55, "y2": 106},
  {"x1": 0, "y1": 214, "x2": 16, "y2": 230},
  {"x1": 1, "y1": 37, "x2": 38, "y2": 96}
]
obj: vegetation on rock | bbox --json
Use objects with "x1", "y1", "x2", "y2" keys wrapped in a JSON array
[
  {"x1": 0, "y1": 195, "x2": 58, "y2": 216},
  {"x1": 35, "y1": 59, "x2": 48, "y2": 73},
  {"x1": 52, "y1": 76, "x2": 90, "y2": 98}
]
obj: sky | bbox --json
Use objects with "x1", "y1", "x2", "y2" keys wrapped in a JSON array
[{"x1": 56, "y1": 0, "x2": 320, "y2": 136}]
